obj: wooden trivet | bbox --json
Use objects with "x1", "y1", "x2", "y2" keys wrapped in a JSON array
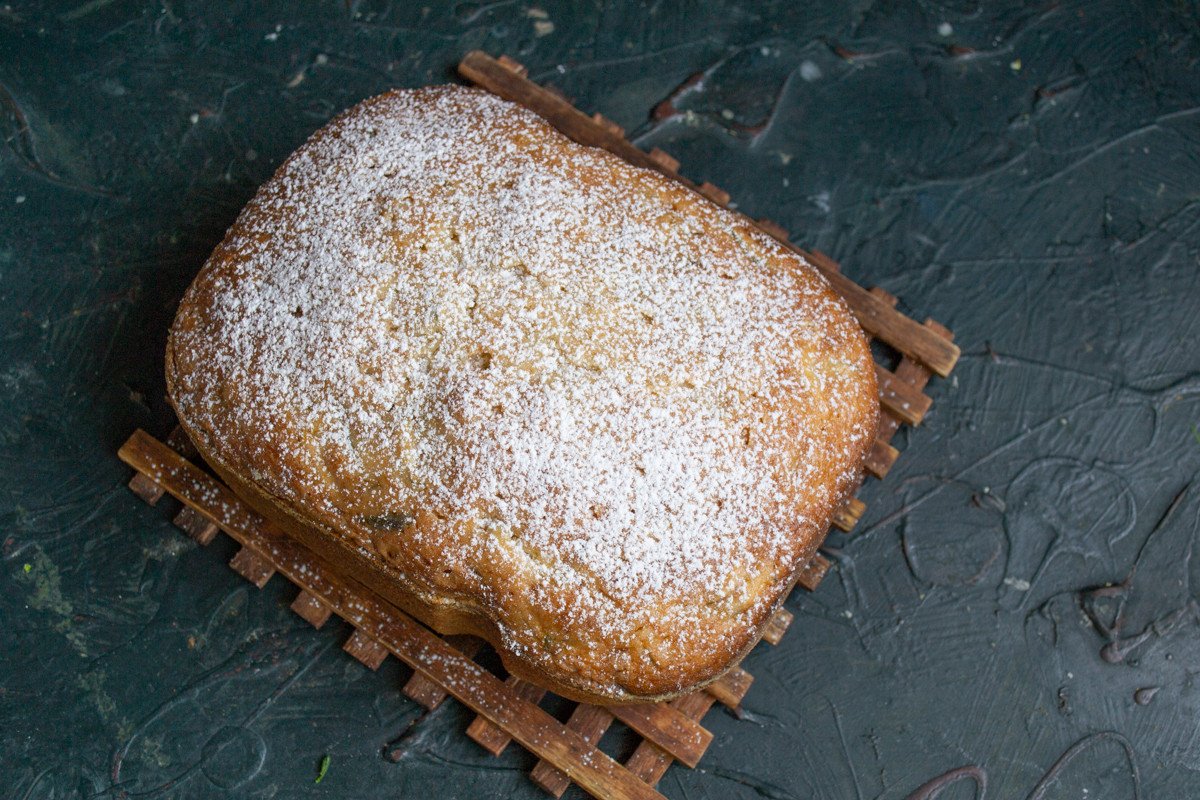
[{"x1": 118, "y1": 51, "x2": 958, "y2": 800}]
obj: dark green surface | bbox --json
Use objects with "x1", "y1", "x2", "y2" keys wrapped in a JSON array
[{"x1": 3, "y1": 1, "x2": 1200, "y2": 797}]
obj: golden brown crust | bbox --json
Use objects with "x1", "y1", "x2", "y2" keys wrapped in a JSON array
[{"x1": 166, "y1": 85, "x2": 878, "y2": 703}]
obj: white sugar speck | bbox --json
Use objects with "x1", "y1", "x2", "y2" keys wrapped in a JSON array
[{"x1": 799, "y1": 60, "x2": 822, "y2": 82}]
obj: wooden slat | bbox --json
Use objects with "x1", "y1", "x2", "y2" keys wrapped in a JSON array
[
  {"x1": 457, "y1": 50, "x2": 960, "y2": 377},
  {"x1": 400, "y1": 672, "x2": 445, "y2": 710},
  {"x1": 876, "y1": 364, "x2": 932, "y2": 426},
  {"x1": 173, "y1": 504, "x2": 218, "y2": 545},
  {"x1": 696, "y1": 182, "x2": 730, "y2": 206},
  {"x1": 344, "y1": 629, "x2": 389, "y2": 670},
  {"x1": 796, "y1": 555, "x2": 831, "y2": 592},
  {"x1": 497, "y1": 54, "x2": 527, "y2": 77},
  {"x1": 647, "y1": 147, "x2": 679, "y2": 173},
  {"x1": 609, "y1": 703, "x2": 712, "y2": 768},
  {"x1": 402, "y1": 634, "x2": 484, "y2": 710},
  {"x1": 623, "y1": 692, "x2": 716, "y2": 787},
  {"x1": 128, "y1": 472, "x2": 165, "y2": 506},
  {"x1": 704, "y1": 666, "x2": 753, "y2": 709},
  {"x1": 228, "y1": 545, "x2": 274, "y2": 588},
  {"x1": 760, "y1": 607, "x2": 793, "y2": 645},
  {"x1": 865, "y1": 438, "x2": 900, "y2": 479},
  {"x1": 531, "y1": 666, "x2": 747, "y2": 797},
  {"x1": 845, "y1": 496, "x2": 866, "y2": 519},
  {"x1": 818, "y1": 272, "x2": 957, "y2": 377},
  {"x1": 591, "y1": 112, "x2": 624, "y2": 137},
  {"x1": 878, "y1": 317, "x2": 955, "y2": 443},
  {"x1": 870, "y1": 285, "x2": 912, "y2": 445},
  {"x1": 290, "y1": 589, "x2": 333, "y2": 629},
  {"x1": 531, "y1": 704, "x2": 616, "y2": 797},
  {"x1": 467, "y1": 676, "x2": 547, "y2": 755},
  {"x1": 926, "y1": 319, "x2": 954, "y2": 342},
  {"x1": 117, "y1": 430, "x2": 665, "y2": 800},
  {"x1": 816, "y1": 263, "x2": 954, "y2": 378},
  {"x1": 832, "y1": 496, "x2": 865, "y2": 533}
]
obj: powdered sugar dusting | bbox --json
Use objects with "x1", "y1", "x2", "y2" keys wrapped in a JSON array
[{"x1": 168, "y1": 86, "x2": 877, "y2": 698}]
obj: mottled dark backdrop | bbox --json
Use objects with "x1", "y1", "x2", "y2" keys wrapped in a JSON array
[{"x1": 3, "y1": 1, "x2": 1199, "y2": 797}]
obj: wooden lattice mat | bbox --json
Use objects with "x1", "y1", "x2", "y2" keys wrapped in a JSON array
[{"x1": 117, "y1": 51, "x2": 959, "y2": 800}]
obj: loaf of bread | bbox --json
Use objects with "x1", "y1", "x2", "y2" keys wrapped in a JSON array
[{"x1": 166, "y1": 85, "x2": 878, "y2": 703}]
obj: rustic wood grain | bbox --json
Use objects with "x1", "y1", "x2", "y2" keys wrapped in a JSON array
[
  {"x1": 127, "y1": 471, "x2": 164, "y2": 505},
  {"x1": 290, "y1": 589, "x2": 334, "y2": 630},
  {"x1": 344, "y1": 629, "x2": 389, "y2": 670},
  {"x1": 401, "y1": 634, "x2": 484, "y2": 710},
  {"x1": 624, "y1": 692, "x2": 717, "y2": 786},
  {"x1": 704, "y1": 666, "x2": 753, "y2": 710},
  {"x1": 609, "y1": 703, "x2": 713, "y2": 768},
  {"x1": 865, "y1": 438, "x2": 901, "y2": 479},
  {"x1": 531, "y1": 703, "x2": 616, "y2": 796},
  {"x1": 228, "y1": 545, "x2": 274, "y2": 588},
  {"x1": 173, "y1": 504, "x2": 218, "y2": 545},
  {"x1": 467, "y1": 676, "x2": 548, "y2": 755},
  {"x1": 760, "y1": 607, "x2": 794, "y2": 645},
  {"x1": 796, "y1": 555, "x2": 832, "y2": 592},
  {"x1": 876, "y1": 364, "x2": 933, "y2": 425},
  {"x1": 832, "y1": 496, "x2": 866, "y2": 533}
]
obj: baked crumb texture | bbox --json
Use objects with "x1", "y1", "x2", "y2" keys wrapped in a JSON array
[{"x1": 166, "y1": 86, "x2": 879, "y2": 703}]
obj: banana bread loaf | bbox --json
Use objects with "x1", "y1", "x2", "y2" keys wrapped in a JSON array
[{"x1": 166, "y1": 85, "x2": 878, "y2": 703}]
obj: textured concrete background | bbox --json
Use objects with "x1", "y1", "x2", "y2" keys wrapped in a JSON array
[{"x1": 3, "y1": 1, "x2": 1200, "y2": 797}]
